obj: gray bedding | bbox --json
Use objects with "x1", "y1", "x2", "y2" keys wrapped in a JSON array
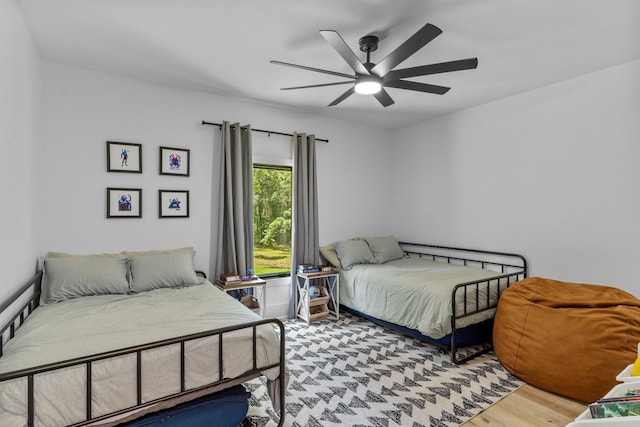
[
  {"x1": 0, "y1": 282, "x2": 281, "y2": 427},
  {"x1": 339, "y1": 255, "x2": 506, "y2": 339}
]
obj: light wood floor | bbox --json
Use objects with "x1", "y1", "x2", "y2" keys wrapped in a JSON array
[{"x1": 462, "y1": 384, "x2": 588, "y2": 426}]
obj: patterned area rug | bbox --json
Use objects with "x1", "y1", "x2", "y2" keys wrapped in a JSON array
[{"x1": 245, "y1": 312, "x2": 522, "y2": 427}]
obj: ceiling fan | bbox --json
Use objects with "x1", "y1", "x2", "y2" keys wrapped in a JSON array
[{"x1": 270, "y1": 23, "x2": 478, "y2": 107}]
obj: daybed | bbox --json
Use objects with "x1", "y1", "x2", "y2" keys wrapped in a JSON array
[
  {"x1": 0, "y1": 248, "x2": 285, "y2": 427},
  {"x1": 320, "y1": 237, "x2": 528, "y2": 364}
]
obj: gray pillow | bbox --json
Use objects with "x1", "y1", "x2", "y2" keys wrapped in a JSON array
[
  {"x1": 319, "y1": 245, "x2": 342, "y2": 270},
  {"x1": 333, "y1": 240, "x2": 375, "y2": 270},
  {"x1": 365, "y1": 236, "x2": 405, "y2": 263},
  {"x1": 41, "y1": 256, "x2": 129, "y2": 304},
  {"x1": 128, "y1": 248, "x2": 204, "y2": 292},
  {"x1": 46, "y1": 251, "x2": 124, "y2": 258}
]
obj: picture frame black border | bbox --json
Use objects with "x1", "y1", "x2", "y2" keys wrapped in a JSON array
[
  {"x1": 106, "y1": 187, "x2": 142, "y2": 218},
  {"x1": 158, "y1": 189, "x2": 190, "y2": 218},
  {"x1": 159, "y1": 146, "x2": 190, "y2": 177},
  {"x1": 106, "y1": 141, "x2": 143, "y2": 173}
]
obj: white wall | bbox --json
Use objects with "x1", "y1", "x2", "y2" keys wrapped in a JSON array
[
  {"x1": 37, "y1": 62, "x2": 392, "y2": 315},
  {"x1": 0, "y1": 0, "x2": 42, "y2": 304},
  {"x1": 391, "y1": 60, "x2": 640, "y2": 296}
]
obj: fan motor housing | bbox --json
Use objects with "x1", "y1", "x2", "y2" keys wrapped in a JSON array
[{"x1": 358, "y1": 35, "x2": 379, "y2": 53}]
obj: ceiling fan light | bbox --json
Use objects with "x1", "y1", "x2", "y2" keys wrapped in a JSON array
[{"x1": 354, "y1": 79, "x2": 382, "y2": 95}]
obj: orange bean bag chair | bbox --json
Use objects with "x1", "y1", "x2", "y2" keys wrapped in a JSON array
[{"x1": 493, "y1": 276, "x2": 640, "y2": 403}]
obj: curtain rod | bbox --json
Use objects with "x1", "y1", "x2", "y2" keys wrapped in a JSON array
[{"x1": 201, "y1": 121, "x2": 328, "y2": 143}]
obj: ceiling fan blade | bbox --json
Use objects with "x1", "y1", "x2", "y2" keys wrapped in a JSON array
[
  {"x1": 371, "y1": 23, "x2": 442, "y2": 77},
  {"x1": 328, "y1": 87, "x2": 355, "y2": 106},
  {"x1": 373, "y1": 88, "x2": 395, "y2": 107},
  {"x1": 270, "y1": 60, "x2": 354, "y2": 79},
  {"x1": 319, "y1": 30, "x2": 370, "y2": 75},
  {"x1": 384, "y1": 80, "x2": 450, "y2": 95},
  {"x1": 385, "y1": 58, "x2": 478, "y2": 80},
  {"x1": 280, "y1": 81, "x2": 354, "y2": 90}
]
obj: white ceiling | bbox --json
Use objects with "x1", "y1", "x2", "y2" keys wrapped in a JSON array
[{"x1": 18, "y1": 0, "x2": 640, "y2": 130}]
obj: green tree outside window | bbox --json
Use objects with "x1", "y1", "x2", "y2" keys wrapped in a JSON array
[{"x1": 253, "y1": 165, "x2": 292, "y2": 275}]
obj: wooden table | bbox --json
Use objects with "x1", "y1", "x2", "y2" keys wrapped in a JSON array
[
  {"x1": 215, "y1": 277, "x2": 267, "y2": 317},
  {"x1": 295, "y1": 270, "x2": 340, "y2": 324}
]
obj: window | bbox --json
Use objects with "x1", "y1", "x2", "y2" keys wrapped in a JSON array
[{"x1": 253, "y1": 164, "x2": 292, "y2": 276}]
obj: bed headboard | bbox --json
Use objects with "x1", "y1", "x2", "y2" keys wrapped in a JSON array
[{"x1": 0, "y1": 271, "x2": 42, "y2": 356}]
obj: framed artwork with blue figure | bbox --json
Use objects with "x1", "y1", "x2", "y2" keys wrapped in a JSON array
[
  {"x1": 106, "y1": 188, "x2": 142, "y2": 218},
  {"x1": 159, "y1": 146, "x2": 190, "y2": 176},
  {"x1": 107, "y1": 141, "x2": 142, "y2": 173},
  {"x1": 159, "y1": 189, "x2": 189, "y2": 218}
]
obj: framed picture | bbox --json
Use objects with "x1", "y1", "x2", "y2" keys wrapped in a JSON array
[
  {"x1": 159, "y1": 146, "x2": 190, "y2": 176},
  {"x1": 159, "y1": 190, "x2": 189, "y2": 218},
  {"x1": 106, "y1": 188, "x2": 142, "y2": 218},
  {"x1": 107, "y1": 141, "x2": 142, "y2": 173}
]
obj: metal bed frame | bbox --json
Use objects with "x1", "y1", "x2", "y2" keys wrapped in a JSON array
[
  {"x1": 0, "y1": 271, "x2": 286, "y2": 427},
  {"x1": 397, "y1": 242, "x2": 528, "y2": 364}
]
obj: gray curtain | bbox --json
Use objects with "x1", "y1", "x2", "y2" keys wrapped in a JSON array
[
  {"x1": 289, "y1": 132, "x2": 320, "y2": 318},
  {"x1": 213, "y1": 121, "x2": 254, "y2": 280}
]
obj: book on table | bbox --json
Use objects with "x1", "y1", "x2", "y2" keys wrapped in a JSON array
[
  {"x1": 220, "y1": 272, "x2": 241, "y2": 284},
  {"x1": 297, "y1": 264, "x2": 320, "y2": 274}
]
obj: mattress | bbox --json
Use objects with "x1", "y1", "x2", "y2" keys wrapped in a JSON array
[
  {"x1": 339, "y1": 255, "x2": 506, "y2": 339},
  {"x1": 0, "y1": 283, "x2": 281, "y2": 427}
]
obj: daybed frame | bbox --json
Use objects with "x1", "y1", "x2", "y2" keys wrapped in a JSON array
[
  {"x1": 0, "y1": 271, "x2": 286, "y2": 427},
  {"x1": 346, "y1": 242, "x2": 528, "y2": 365}
]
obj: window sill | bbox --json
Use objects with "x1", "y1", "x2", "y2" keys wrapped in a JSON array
[{"x1": 259, "y1": 272, "x2": 291, "y2": 279}]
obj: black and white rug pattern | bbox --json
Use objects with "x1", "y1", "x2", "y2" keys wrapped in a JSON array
[{"x1": 245, "y1": 312, "x2": 522, "y2": 427}]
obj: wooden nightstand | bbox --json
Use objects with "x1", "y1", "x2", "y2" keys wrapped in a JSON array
[
  {"x1": 295, "y1": 271, "x2": 339, "y2": 324},
  {"x1": 215, "y1": 277, "x2": 267, "y2": 317}
]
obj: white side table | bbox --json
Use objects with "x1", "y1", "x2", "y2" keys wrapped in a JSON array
[
  {"x1": 295, "y1": 271, "x2": 339, "y2": 324},
  {"x1": 215, "y1": 278, "x2": 267, "y2": 317}
]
